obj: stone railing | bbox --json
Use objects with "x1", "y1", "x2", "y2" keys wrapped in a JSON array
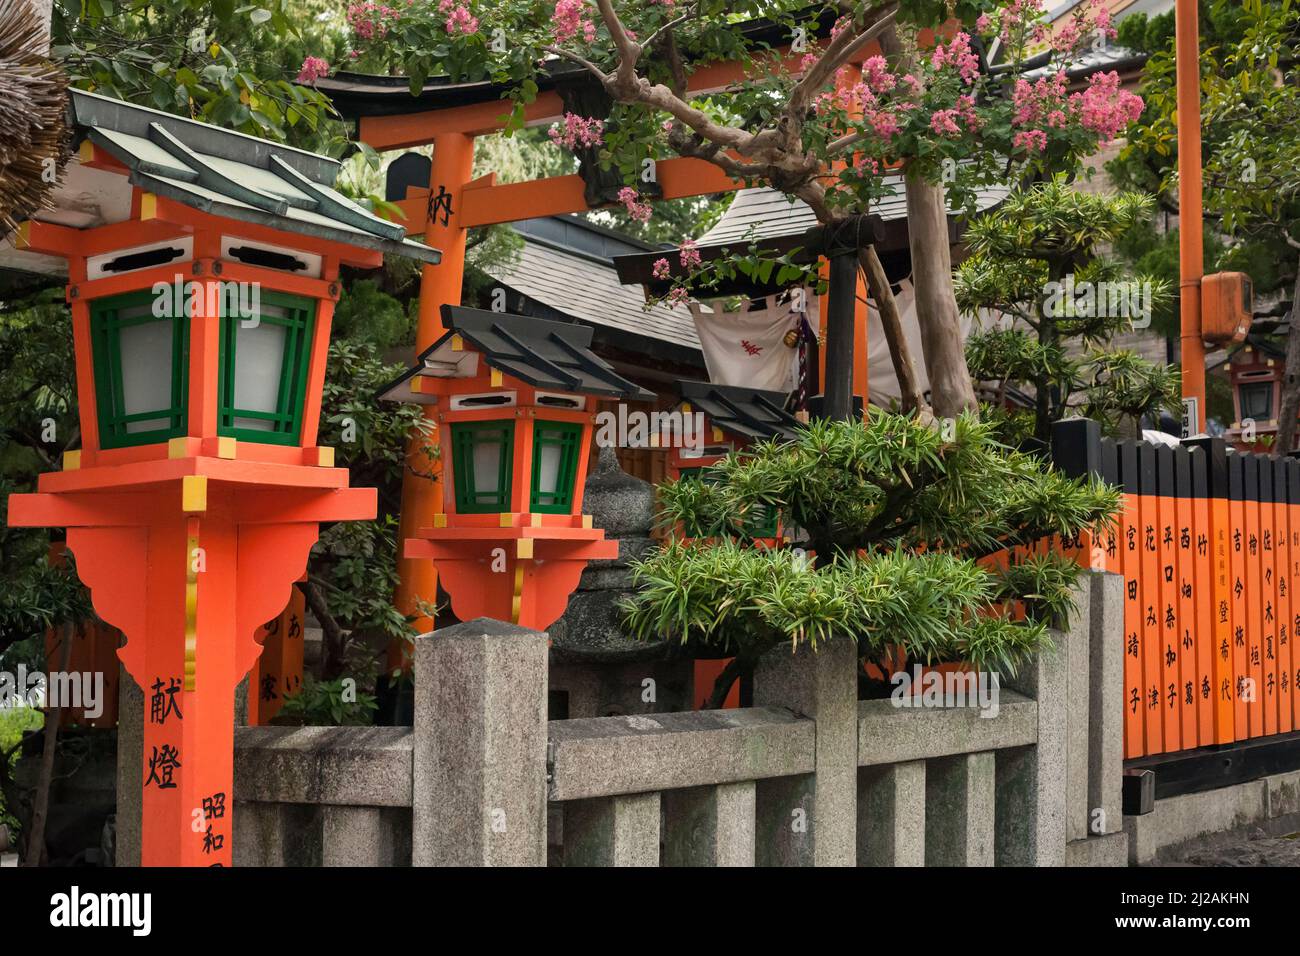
[{"x1": 225, "y1": 571, "x2": 1127, "y2": 866}]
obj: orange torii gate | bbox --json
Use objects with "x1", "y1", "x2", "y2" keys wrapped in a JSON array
[{"x1": 319, "y1": 33, "x2": 881, "y2": 663}]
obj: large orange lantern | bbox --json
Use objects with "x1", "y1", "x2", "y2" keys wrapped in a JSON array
[
  {"x1": 380, "y1": 304, "x2": 653, "y2": 630},
  {"x1": 5, "y1": 90, "x2": 440, "y2": 866}
]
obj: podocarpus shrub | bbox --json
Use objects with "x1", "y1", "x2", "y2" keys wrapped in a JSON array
[{"x1": 622, "y1": 410, "x2": 1120, "y2": 702}]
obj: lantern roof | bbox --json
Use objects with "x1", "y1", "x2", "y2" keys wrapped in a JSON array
[
  {"x1": 379, "y1": 305, "x2": 655, "y2": 404},
  {"x1": 68, "y1": 88, "x2": 440, "y2": 264},
  {"x1": 678, "y1": 380, "x2": 801, "y2": 442}
]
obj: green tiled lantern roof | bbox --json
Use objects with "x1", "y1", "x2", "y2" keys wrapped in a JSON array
[{"x1": 69, "y1": 88, "x2": 440, "y2": 264}]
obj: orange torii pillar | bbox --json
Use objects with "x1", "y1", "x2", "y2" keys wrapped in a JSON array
[{"x1": 391, "y1": 132, "x2": 474, "y2": 669}]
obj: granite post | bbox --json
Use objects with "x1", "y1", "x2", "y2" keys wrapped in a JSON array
[
  {"x1": 753, "y1": 636, "x2": 858, "y2": 866},
  {"x1": 413, "y1": 618, "x2": 548, "y2": 866}
]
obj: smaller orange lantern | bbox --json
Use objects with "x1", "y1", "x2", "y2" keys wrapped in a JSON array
[
  {"x1": 380, "y1": 305, "x2": 654, "y2": 630},
  {"x1": 667, "y1": 379, "x2": 800, "y2": 484}
]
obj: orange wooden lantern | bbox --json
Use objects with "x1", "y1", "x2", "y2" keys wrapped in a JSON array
[
  {"x1": 380, "y1": 304, "x2": 652, "y2": 630},
  {"x1": 666, "y1": 380, "x2": 800, "y2": 482},
  {"x1": 5, "y1": 90, "x2": 440, "y2": 866}
]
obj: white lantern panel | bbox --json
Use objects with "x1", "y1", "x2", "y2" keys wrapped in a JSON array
[
  {"x1": 117, "y1": 309, "x2": 175, "y2": 433},
  {"x1": 472, "y1": 437, "x2": 503, "y2": 494},
  {"x1": 232, "y1": 318, "x2": 288, "y2": 427},
  {"x1": 536, "y1": 442, "x2": 562, "y2": 496}
]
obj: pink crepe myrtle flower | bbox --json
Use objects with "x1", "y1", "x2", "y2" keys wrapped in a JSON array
[
  {"x1": 678, "y1": 239, "x2": 701, "y2": 270},
  {"x1": 1069, "y1": 71, "x2": 1143, "y2": 141},
  {"x1": 296, "y1": 56, "x2": 330, "y2": 84},
  {"x1": 860, "y1": 55, "x2": 896, "y2": 94},
  {"x1": 347, "y1": 1, "x2": 401, "y2": 41},
  {"x1": 1053, "y1": 0, "x2": 1117, "y2": 52},
  {"x1": 664, "y1": 286, "x2": 691, "y2": 307},
  {"x1": 548, "y1": 112, "x2": 604, "y2": 149},
  {"x1": 553, "y1": 0, "x2": 595, "y2": 45},
  {"x1": 997, "y1": 0, "x2": 1050, "y2": 48},
  {"x1": 1013, "y1": 128, "x2": 1048, "y2": 152},
  {"x1": 652, "y1": 258, "x2": 671, "y2": 280},
  {"x1": 439, "y1": 0, "x2": 479, "y2": 36},
  {"x1": 868, "y1": 109, "x2": 901, "y2": 140},
  {"x1": 976, "y1": 13, "x2": 993, "y2": 33},
  {"x1": 929, "y1": 109, "x2": 962, "y2": 137},
  {"x1": 852, "y1": 155, "x2": 881, "y2": 176},
  {"x1": 931, "y1": 32, "x2": 980, "y2": 85},
  {"x1": 1012, "y1": 71, "x2": 1068, "y2": 127},
  {"x1": 618, "y1": 186, "x2": 652, "y2": 223}
]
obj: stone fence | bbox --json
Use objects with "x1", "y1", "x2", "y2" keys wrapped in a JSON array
[{"x1": 224, "y1": 571, "x2": 1127, "y2": 866}]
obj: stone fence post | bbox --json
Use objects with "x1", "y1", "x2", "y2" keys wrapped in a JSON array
[
  {"x1": 752, "y1": 636, "x2": 858, "y2": 866},
  {"x1": 412, "y1": 618, "x2": 548, "y2": 866},
  {"x1": 996, "y1": 624, "x2": 1070, "y2": 865}
]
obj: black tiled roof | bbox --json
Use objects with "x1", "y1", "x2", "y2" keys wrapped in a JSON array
[
  {"x1": 678, "y1": 380, "x2": 800, "y2": 441},
  {"x1": 379, "y1": 306, "x2": 655, "y2": 403}
]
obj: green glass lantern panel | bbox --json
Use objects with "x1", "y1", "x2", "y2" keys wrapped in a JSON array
[{"x1": 90, "y1": 290, "x2": 190, "y2": 448}]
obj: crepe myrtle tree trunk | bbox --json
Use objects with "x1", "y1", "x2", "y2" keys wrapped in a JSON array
[
  {"x1": 858, "y1": 244, "x2": 927, "y2": 416},
  {"x1": 880, "y1": 21, "x2": 977, "y2": 420},
  {"x1": 905, "y1": 172, "x2": 979, "y2": 418},
  {"x1": 1274, "y1": 251, "x2": 1300, "y2": 454}
]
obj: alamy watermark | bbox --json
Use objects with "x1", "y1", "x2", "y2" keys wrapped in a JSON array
[
  {"x1": 0, "y1": 665, "x2": 104, "y2": 719},
  {"x1": 152, "y1": 275, "x2": 261, "y2": 327},
  {"x1": 593, "y1": 403, "x2": 706, "y2": 453},
  {"x1": 889, "y1": 665, "x2": 1000, "y2": 719},
  {"x1": 1042, "y1": 275, "x2": 1153, "y2": 327}
]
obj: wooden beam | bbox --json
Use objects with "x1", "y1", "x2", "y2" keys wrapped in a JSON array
[
  {"x1": 144, "y1": 194, "x2": 385, "y2": 269},
  {"x1": 11, "y1": 219, "x2": 86, "y2": 258},
  {"x1": 392, "y1": 157, "x2": 744, "y2": 231},
  {"x1": 14, "y1": 217, "x2": 191, "y2": 259}
]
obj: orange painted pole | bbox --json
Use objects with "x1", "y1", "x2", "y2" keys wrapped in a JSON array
[
  {"x1": 1288, "y1": 458, "x2": 1300, "y2": 730},
  {"x1": 1187, "y1": 443, "x2": 1216, "y2": 746},
  {"x1": 1244, "y1": 455, "x2": 1265, "y2": 736},
  {"x1": 1262, "y1": 460, "x2": 1280, "y2": 734},
  {"x1": 391, "y1": 132, "x2": 474, "y2": 671},
  {"x1": 1175, "y1": 0, "x2": 1206, "y2": 432},
  {"x1": 1228, "y1": 452, "x2": 1250, "y2": 739}
]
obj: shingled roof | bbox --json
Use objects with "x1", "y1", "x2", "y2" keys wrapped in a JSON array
[
  {"x1": 69, "y1": 89, "x2": 440, "y2": 263},
  {"x1": 614, "y1": 177, "x2": 1010, "y2": 290},
  {"x1": 678, "y1": 380, "x2": 801, "y2": 442},
  {"x1": 379, "y1": 305, "x2": 655, "y2": 404}
]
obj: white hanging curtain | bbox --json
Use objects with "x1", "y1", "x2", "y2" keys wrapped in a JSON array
[
  {"x1": 688, "y1": 280, "x2": 973, "y2": 406},
  {"x1": 687, "y1": 292, "x2": 817, "y2": 393}
]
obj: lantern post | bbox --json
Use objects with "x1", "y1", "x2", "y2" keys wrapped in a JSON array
[{"x1": 6, "y1": 90, "x2": 440, "y2": 865}]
